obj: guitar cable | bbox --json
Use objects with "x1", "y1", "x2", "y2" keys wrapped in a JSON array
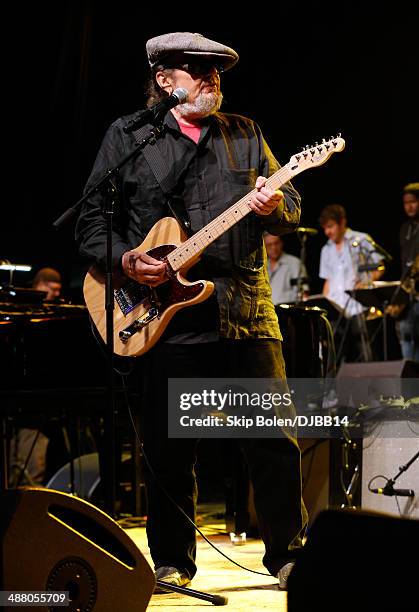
[
  {"x1": 119, "y1": 374, "x2": 274, "y2": 579},
  {"x1": 90, "y1": 318, "x2": 287, "y2": 578}
]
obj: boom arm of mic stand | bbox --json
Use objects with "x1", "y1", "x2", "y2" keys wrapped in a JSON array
[
  {"x1": 52, "y1": 124, "x2": 165, "y2": 231},
  {"x1": 385, "y1": 451, "x2": 419, "y2": 492}
]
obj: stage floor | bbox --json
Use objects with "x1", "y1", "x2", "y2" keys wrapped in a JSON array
[{"x1": 124, "y1": 504, "x2": 286, "y2": 611}]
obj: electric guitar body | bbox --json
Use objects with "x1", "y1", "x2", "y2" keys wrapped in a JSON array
[{"x1": 84, "y1": 217, "x2": 214, "y2": 357}]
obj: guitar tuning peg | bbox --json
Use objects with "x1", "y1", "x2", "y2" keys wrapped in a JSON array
[
  {"x1": 337, "y1": 132, "x2": 341, "y2": 138},
  {"x1": 314, "y1": 141, "x2": 319, "y2": 146},
  {"x1": 322, "y1": 138, "x2": 326, "y2": 144}
]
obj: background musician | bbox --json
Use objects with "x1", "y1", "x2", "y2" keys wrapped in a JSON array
[
  {"x1": 32, "y1": 267, "x2": 62, "y2": 301},
  {"x1": 396, "y1": 183, "x2": 419, "y2": 360},
  {"x1": 318, "y1": 204, "x2": 384, "y2": 362},
  {"x1": 264, "y1": 233, "x2": 309, "y2": 304}
]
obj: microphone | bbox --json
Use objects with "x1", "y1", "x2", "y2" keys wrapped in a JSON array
[
  {"x1": 123, "y1": 88, "x2": 189, "y2": 133},
  {"x1": 351, "y1": 235, "x2": 393, "y2": 261},
  {"x1": 364, "y1": 235, "x2": 393, "y2": 262},
  {"x1": 297, "y1": 227, "x2": 318, "y2": 235},
  {"x1": 370, "y1": 486, "x2": 415, "y2": 497}
]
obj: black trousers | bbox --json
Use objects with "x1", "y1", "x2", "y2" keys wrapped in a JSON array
[{"x1": 138, "y1": 339, "x2": 307, "y2": 579}]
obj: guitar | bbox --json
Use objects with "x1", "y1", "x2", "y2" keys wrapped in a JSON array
[
  {"x1": 385, "y1": 254, "x2": 419, "y2": 319},
  {"x1": 84, "y1": 135, "x2": 345, "y2": 357}
]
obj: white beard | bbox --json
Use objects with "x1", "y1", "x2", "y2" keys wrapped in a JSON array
[{"x1": 176, "y1": 90, "x2": 223, "y2": 119}]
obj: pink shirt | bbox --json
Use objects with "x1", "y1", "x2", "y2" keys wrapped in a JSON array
[{"x1": 177, "y1": 119, "x2": 202, "y2": 144}]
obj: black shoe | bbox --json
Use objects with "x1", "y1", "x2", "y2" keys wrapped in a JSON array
[
  {"x1": 277, "y1": 561, "x2": 295, "y2": 591},
  {"x1": 154, "y1": 566, "x2": 191, "y2": 593}
]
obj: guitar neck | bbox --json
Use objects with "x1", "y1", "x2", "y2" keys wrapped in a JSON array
[{"x1": 167, "y1": 164, "x2": 294, "y2": 271}]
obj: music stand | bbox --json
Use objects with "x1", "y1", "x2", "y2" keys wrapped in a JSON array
[
  {"x1": 347, "y1": 282, "x2": 409, "y2": 312},
  {"x1": 346, "y1": 282, "x2": 410, "y2": 360},
  {"x1": 302, "y1": 294, "x2": 345, "y2": 323}
]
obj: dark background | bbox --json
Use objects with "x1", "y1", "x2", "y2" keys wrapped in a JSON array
[{"x1": 3, "y1": 5, "x2": 418, "y2": 299}]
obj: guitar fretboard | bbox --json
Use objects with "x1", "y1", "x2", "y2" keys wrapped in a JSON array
[{"x1": 167, "y1": 164, "x2": 293, "y2": 271}]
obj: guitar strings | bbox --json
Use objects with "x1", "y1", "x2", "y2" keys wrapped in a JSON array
[{"x1": 168, "y1": 165, "x2": 293, "y2": 271}]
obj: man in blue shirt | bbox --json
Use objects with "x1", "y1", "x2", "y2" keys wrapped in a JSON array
[{"x1": 318, "y1": 205, "x2": 384, "y2": 361}]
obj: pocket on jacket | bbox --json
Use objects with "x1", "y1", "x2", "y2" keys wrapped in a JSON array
[{"x1": 221, "y1": 168, "x2": 258, "y2": 188}]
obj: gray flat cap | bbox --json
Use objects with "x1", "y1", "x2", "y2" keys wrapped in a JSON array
[{"x1": 146, "y1": 32, "x2": 239, "y2": 72}]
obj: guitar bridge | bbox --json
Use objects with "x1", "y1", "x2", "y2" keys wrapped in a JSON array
[
  {"x1": 119, "y1": 307, "x2": 159, "y2": 342},
  {"x1": 115, "y1": 282, "x2": 151, "y2": 316}
]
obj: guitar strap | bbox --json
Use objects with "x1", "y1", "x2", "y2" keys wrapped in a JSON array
[{"x1": 131, "y1": 123, "x2": 193, "y2": 237}]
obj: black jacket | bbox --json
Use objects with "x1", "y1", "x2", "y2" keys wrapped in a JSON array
[{"x1": 76, "y1": 111, "x2": 301, "y2": 341}]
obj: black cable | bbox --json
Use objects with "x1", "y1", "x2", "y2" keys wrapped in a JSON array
[
  {"x1": 89, "y1": 312, "x2": 292, "y2": 576},
  {"x1": 89, "y1": 317, "x2": 136, "y2": 377},
  {"x1": 119, "y1": 374, "x2": 273, "y2": 578},
  {"x1": 367, "y1": 473, "x2": 409, "y2": 517},
  {"x1": 367, "y1": 474, "x2": 389, "y2": 493}
]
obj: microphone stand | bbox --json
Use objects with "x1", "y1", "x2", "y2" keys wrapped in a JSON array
[
  {"x1": 53, "y1": 119, "x2": 229, "y2": 606},
  {"x1": 53, "y1": 122, "x2": 166, "y2": 518},
  {"x1": 381, "y1": 450, "x2": 418, "y2": 496},
  {"x1": 296, "y1": 231, "x2": 308, "y2": 303}
]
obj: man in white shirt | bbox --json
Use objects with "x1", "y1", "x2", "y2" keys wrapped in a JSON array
[
  {"x1": 318, "y1": 204, "x2": 384, "y2": 361},
  {"x1": 264, "y1": 233, "x2": 308, "y2": 304}
]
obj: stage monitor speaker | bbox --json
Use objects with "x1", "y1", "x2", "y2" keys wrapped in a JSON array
[
  {"x1": 337, "y1": 358, "x2": 419, "y2": 381},
  {"x1": 336, "y1": 358, "x2": 419, "y2": 402},
  {"x1": 336, "y1": 359, "x2": 419, "y2": 518},
  {"x1": 1, "y1": 488, "x2": 155, "y2": 611},
  {"x1": 287, "y1": 508, "x2": 419, "y2": 611}
]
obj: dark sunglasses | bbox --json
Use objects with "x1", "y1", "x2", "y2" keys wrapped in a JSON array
[{"x1": 166, "y1": 62, "x2": 222, "y2": 75}]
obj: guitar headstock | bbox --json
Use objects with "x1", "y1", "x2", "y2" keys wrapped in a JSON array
[{"x1": 287, "y1": 134, "x2": 345, "y2": 174}]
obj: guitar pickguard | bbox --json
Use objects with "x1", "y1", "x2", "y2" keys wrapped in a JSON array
[{"x1": 114, "y1": 244, "x2": 204, "y2": 321}]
